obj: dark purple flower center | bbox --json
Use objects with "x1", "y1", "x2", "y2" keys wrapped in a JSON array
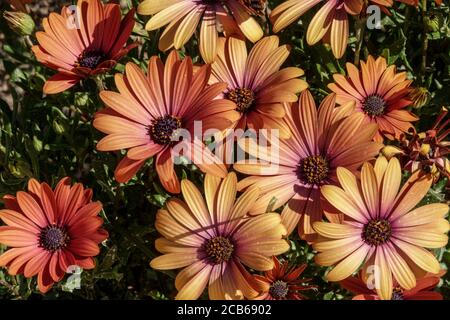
[
  {"x1": 269, "y1": 280, "x2": 289, "y2": 299},
  {"x1": 391, "y1": 287, "x2": 404, "y2": 300},
  {"x1": 363, "y1": 95, "x2": 387, "y2": 117},
  {"x1": 297, "y1": 155, "x2": 329, "y2": 185},
  {"x1": 363, "y1": 219, "x2": 392, "y2": 246},
  {"x1": 149, "y1": 115, "x2": 182, "y2": 145},
  {"x1": 77, "y1": 50, "x2": 106, "y2": 69},
  {"x1": 39, "y1": 225, "x2": 70, "y2": 252},
  {"x1": 204, "y1": 236, "x2": 234, "y2": 264},
  {"x1": 227, "y1": 87, "x2": 255, "y2": 113}
]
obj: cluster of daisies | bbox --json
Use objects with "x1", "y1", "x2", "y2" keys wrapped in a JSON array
[{"x1": 1, "y1": 0, "x2": 449, "y2": 300}]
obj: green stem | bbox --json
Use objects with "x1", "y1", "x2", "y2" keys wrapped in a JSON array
[
  {"x1": 402, "y1": 6, "x2": 412, "y2": 34},
  {"x1": 0, "y1": 279, "x2": 19, "y2": 297},
  {"x1": 420, "y1": 0, "x2": 428, "y2": 85},
  {"x1": 94, "y1": 75, "x2": 106, "y2": 92},
  {"x1": 24, "y1": 35, "x2": 33, "y2": 48},
  {"x1": 354, "y1": 16, "x2": 366, "y2": 66}
]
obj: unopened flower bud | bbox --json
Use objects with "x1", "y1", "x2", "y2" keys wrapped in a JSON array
[
  {"x1": 424, "y1": 12, "x2": 443, "y2": 33},
  {"x1": 3, "y1": 11, "x2": 35, "y2": 36},
  {"x1": 409, "y1": 87, "x2": 430, "y2": 109}
]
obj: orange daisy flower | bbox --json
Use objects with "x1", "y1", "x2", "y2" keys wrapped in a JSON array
[
  {"x1": 313, "y1": 157, "x2": 450, "y2": 300},
  {"x1": 270, "y1": 0, "x2": 363, "y2": 58},
  {"x1": 341, "y1": 271, "x2": 445, "y2": 300},
  {"x1": 0, "y1": 178, "x2": 108, "y2": 293},
  {"x1": 93, "y1": 51, "x2": 239, "y2": 193},
  {"x1": 32, "y1": 0, "x2": 137, "y2": 94},
  {"x1": 210, "y1": 36, "x2": 308, "y2": 138},
  {"x1": 150, "y1": 172, "x2": 290, "y2": 300},
  {"x1": 328, "y1": 55, "x2": 418, "y2": 142},
  {"x1": 137, "y1": 0, "x2": 264, "y2": 63},
  {"x1": 234, "y1": 90, "x2": 382, "y2": 241},
  {"x1": 251, "y1": 256, "x2": 316, "y2": 300}
]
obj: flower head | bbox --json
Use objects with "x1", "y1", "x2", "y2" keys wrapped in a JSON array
[
  {"x1": 32, "y1": 0, "x2": 137, "y2": 94},
  {"x1": 94, "y1": 51, "x2": 239, "y2": 193},
  {"x1": 328, "y1": 55, "x2": 418, "y2": 142},
  {"x1": 234, "y1": 90, "x2": 382, "y2": 241},
  {"x1": 313, "y1": 156, "x2": 450, "y2": 300},
  {"x1": 150, "y1": 172, "x2": 290, "y2": 300},
  {"x1": 252, "y1": 256, "x2": 316, "y2": 300},
  {"x1": 137, "y1": 0, "x2": 264, "y2": 63},
  {"x1": 382, "y1": 107, "x2": 450, "y2": 183},
  {"x1": 270, "y1": 0, "x2": 363, "y2": 58},
  {"x1": 0, "y1": 178, "x2": 108, "y2": 293},
  {"x1": 341, "y1": 271, "x2": 445, "y2": 300},
  {"x1": 210, "y1": 36, "x2": 308, "y2": 137}
]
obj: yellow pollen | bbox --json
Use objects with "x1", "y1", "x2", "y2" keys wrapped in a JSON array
[
  {"x1": 149, "y1": 115, "x2": 182, "y2": 145},
  {"x1": 363, "y1": 219, "x2": 392, "y2": 246},
  {"x1": 204, "y1": 236, "x2": 234, "y2": 264},
  {"x1": 227, "y1": 87, "x2": 255, "y2": 113},
  {"x1": 297, "y1": 155, "x2": 329, "y2": 185}
]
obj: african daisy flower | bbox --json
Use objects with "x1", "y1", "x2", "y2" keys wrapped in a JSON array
[
  {"x1": 32, "y1": 0, "x2": 136, "y2": 94},
  {"x1": 93, "y1": 51, "x2": 239, "y2": 193},
  {"x1": 341, "y1": 271, "x2": 445, "y2": 300},
  {"x1": 210, "y1": 36, "x2": 308, "y2": 138},
  {"x1": 270, "y1": 0, "x2": 363, "y2": 58},
  {"x1": 0, "y1": 177, "x2": 108, "y2": 293},
  {"x1": 328, "y1": 55, "x2": 418, "y2": 142},
  {"x1": 313, "y1": 157, "x2": 450, "y2": 300},
  {"x1": 137, "y1": 0, "x2": 264, "y2": 63},
  {"x1": 251, "y1": 256, "x2": 315, "y2": 300},
  {"x1": 382, "y1": 107, "x2": 450, "y2": 183},
  {"x1": 234, "y1": 90, "x2": 382, "y2": 241},
  {"x1": 150, "y1": 172, "x2": 290, "y2": 300}
]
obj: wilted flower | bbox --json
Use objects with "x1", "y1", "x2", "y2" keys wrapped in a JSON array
[{"x1": 382, "y1": 107, "x2": 450, "y2": 183}]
